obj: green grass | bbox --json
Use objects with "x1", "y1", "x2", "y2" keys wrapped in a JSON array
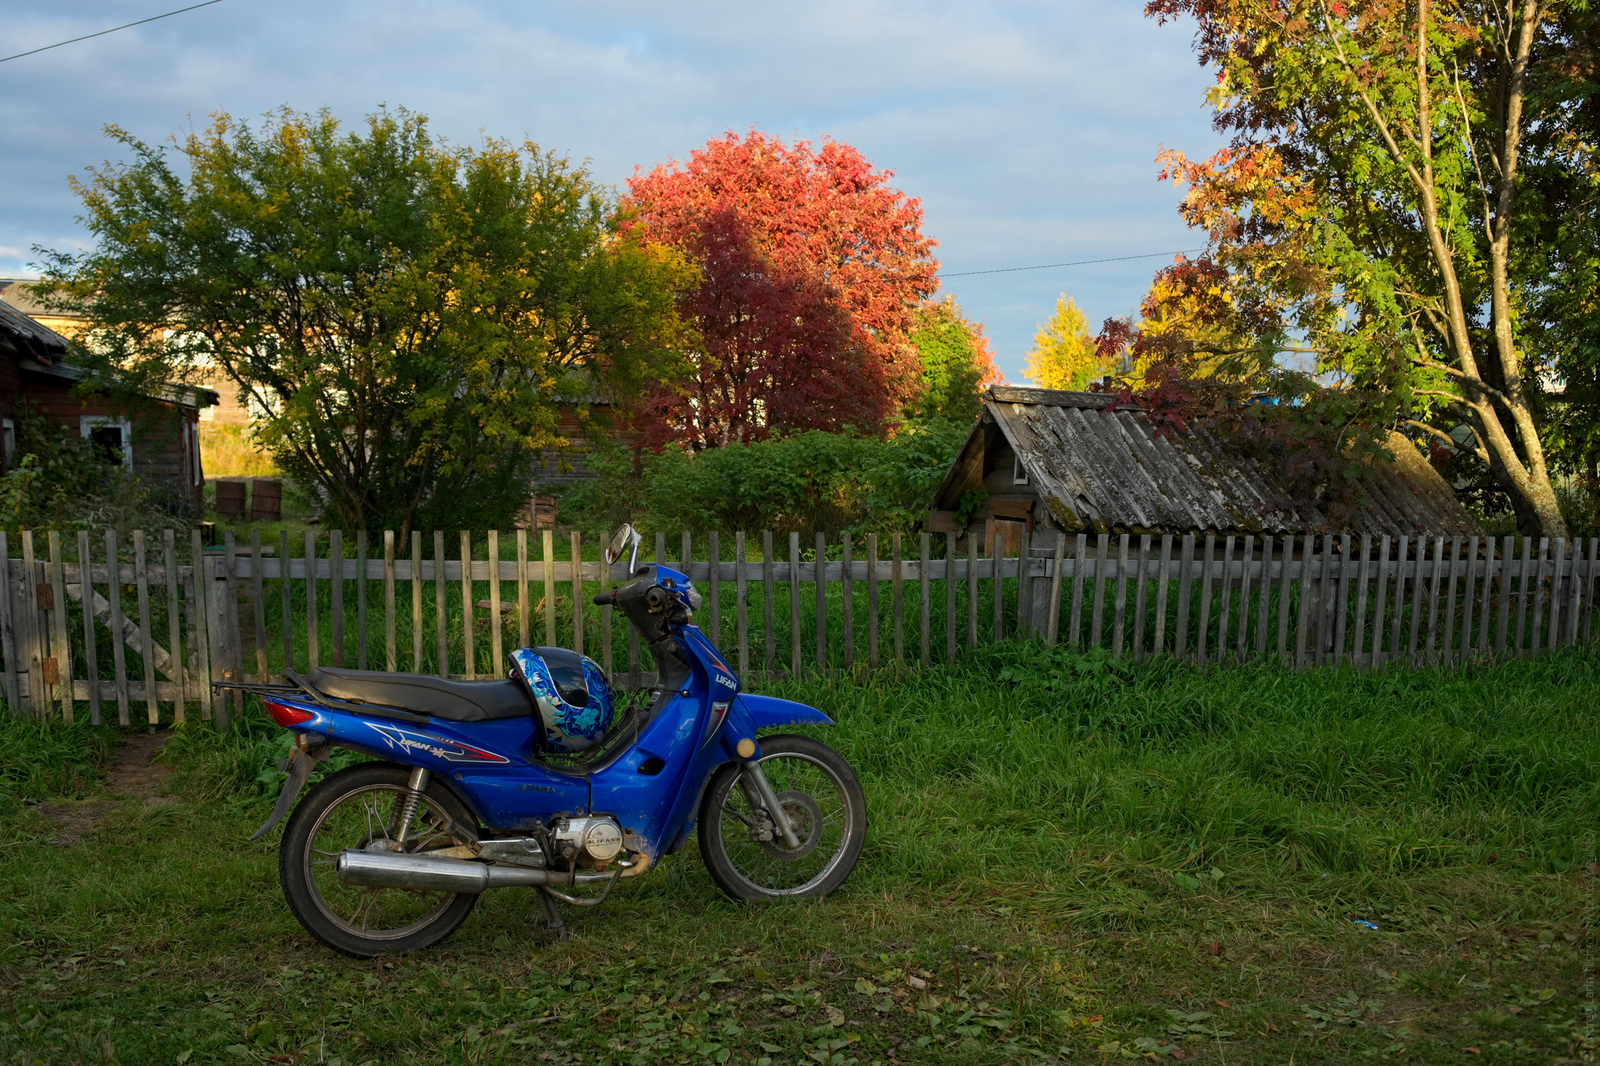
[{"x1": 1, "y1": 646, "x2": 1595, "y2": 1064}]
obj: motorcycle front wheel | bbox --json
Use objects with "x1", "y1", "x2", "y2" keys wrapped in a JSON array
[
  {"x1": 698, "y1": 734, "x2": 867, "y2": 900},
  {"x1": 279, "y1": 762, "x2": 480, "y2": 957}
]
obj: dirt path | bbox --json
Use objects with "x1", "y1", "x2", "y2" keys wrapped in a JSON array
[
  {"x1": 102, "y1": 731, "x2": 171, "y2": 797},
  {"x1": 33, "y1": 731, "x2": 172, "y2": 845}
]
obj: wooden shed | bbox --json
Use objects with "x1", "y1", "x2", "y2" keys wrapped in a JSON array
[
  {"x1": 0, "y1": 300, "x2": 216, "y2": 512},
  {"x1": 930, "y1": 386, "x2": 1481, "y2": 553}
]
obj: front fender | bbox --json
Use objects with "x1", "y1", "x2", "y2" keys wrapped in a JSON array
[{"x1": 733, "y1": 693, "x2": 834, "y2": 730}]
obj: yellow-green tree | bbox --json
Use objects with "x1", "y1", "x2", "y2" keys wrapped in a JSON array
[{"x1": 1025, "y1": 295, "x2": 1110, "y2": 391}]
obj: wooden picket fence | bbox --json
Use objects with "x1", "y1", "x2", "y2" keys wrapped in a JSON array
[{"x1": 3, "y1": 526, "x2": 1598, "y2": 726}]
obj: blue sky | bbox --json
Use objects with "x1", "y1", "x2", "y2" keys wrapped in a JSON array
[{"x1": 0, "y1": 0, "x2": 1222, "y2": 384}]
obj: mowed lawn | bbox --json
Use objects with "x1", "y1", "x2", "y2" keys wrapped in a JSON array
[{"x1": 0, "y1": 644, "x2": 1595, "y2": 1065}]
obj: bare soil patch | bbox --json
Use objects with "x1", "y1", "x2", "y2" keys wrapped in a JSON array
[{"x1": 102, "y1": 731, "x2": 170, "y2": 797}]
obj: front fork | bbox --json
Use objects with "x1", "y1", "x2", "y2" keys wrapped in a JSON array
[{"x1": 738, "y1": 759, "x2": 802, "y2": 850}]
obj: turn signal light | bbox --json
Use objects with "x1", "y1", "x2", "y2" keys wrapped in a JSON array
[{"x1": 265, "y1": 700, "x2": 316, "y2": 727}]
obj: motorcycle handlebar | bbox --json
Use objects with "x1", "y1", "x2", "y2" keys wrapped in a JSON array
[{"x1": 592, "y1": 592, "x2": 615, "y2": 606}]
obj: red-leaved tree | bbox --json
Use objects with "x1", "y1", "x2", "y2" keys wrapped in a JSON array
[{"x1": 621, "y1": 131, "x2": 939, "y2": 450}]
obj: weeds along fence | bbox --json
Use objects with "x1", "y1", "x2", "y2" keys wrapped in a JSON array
[{"x1": 3, "y1": 526, "x2": 1599, "y2": 726}]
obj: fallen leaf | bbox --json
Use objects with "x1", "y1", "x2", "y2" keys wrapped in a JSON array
[
  {"x1": 1214, "y1": 1000, "x2": 1231, "y2": 1009},
  {"x1": 1463, "y1": 1048, "x2": 1480, "y2": 1055},
  {"x1": 1587, "y1": 863, "x2": 1600, "y2": 878},
  {"x1": 1486, "y1": 853, "x2": 1498, "y2": 864},
  {"x1": 906, "y1": 975, "x2": 927, "y2": 991},
  {"x1": 1207, "y1": 940, "x2": 1222, "y2": 956},
  {"x1": 1508, "y1": 1005, "x2": 1523, "y2": 1016}
]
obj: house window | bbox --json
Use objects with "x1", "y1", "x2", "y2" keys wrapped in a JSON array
[
  {"x1": 1012, "y1": 453, "x2": 1030, "y2": 486},
  {"x1": 1, "y1": 418, "x2": 14, "y2": 470},
  {"x1": 80, "y1": 416, "x2": 134, "y2": 470}
]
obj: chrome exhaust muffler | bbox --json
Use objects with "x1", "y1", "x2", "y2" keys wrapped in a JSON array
[{"x1": 336, "y1": 850, "x2": 551, "y2": 893}]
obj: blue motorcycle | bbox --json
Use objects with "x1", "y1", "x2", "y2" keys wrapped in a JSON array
[{"x1": 247, "y1": 525, "x2": 867, "y2": 957}]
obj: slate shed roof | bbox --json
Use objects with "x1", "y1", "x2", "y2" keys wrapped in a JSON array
[{"x1": 933, "y1": 386, "x2": 1481, "y2": 539}]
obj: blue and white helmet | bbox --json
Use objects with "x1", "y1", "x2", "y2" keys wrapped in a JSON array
[{"x1": 509, "y1": 647, "x2": 614, "y2": 754}]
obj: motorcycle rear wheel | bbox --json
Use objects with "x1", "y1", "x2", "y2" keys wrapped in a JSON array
[
  {"x1": 698, "y1": 734, "x2": 867, "y2": 900},
  {"x1": 280, "y1": 762, "x2": 480, "y2": 957}
]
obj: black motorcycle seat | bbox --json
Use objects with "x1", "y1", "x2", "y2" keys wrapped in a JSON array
[{"x1": 307, "y1": 667, "x2": 533, "y2": 722}]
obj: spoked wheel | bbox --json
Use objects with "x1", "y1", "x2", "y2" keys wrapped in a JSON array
[
  {"x1": 698, "y1": 734, "x2": 867, "y2": 900},
  {"x1": 279, "y1": 763, "x2": 480, "y2": 957}
]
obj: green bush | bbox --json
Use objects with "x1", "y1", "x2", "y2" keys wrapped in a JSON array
[{"x1": 560, "y1": 419, "x2": 968, "y2": 536}]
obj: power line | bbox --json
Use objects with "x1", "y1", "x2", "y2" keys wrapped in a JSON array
[
  {"x1": 939, "y1": 249, "x2": 1205, "y2": 278},
  {"x1": 0, "y1": 0, "x2": 230, "y2": 64}
]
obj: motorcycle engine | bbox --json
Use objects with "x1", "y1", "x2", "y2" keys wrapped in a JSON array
[{"x1": 548, "y1": 815, "x2": 624, "y2": 869}]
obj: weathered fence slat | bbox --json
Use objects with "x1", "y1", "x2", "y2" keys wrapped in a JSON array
[
  {"x1": 1334, "y1": 534, "x2": 1352, "y2": 665},
  {"x1": 894, "y1": 532, "x2": 906, "y2": 668},
  {"x1": 1069, "y1": 533, "x2": 1088, "y2": 648},
  {"x1": 1352, "y1": 535, "x2": 1371, "y2": 666},
  {"x1": 433, "y1": 532, "x2": 448, "y2": 677},
  {"x1": 1458, "y1": 536, "x2": 1478, "y2": 663},
  {"x1": 1090, "y1": 533, "x2": 1110, "y2": 649},
  {"x1": 357, "y1": 531, "x2": 370, "y2": 670},
  {"x1": 921, "y1": 532, "x2": 932, "y2": 669},
  {"x1": 1370, "y1": 535, "x2": 1391, "y2": 667},
  {"x1": 1254, "y1": 534, "x2": 1272, "y2": 659},
  {"x1": 867, "y1": 533, "x2": 880, "y2": 671},
  {"x1": 571, "y1": 531, "x2": 584, "y2": 659},
  {"x1": 1133, "y1": 534, "x2": 1152, "y2": 662},
  {"x1": 1530, "y1": 538, "x2": 1550, "y2": 654},
  {"x1": 762, "y1": 531, "x2": 776, "y2": 675},
  {"x1": 990, "y1": 530, "x2": 1003, "y2": 645},
  {"x1": 189, "y1": 529, "x2": 212, "y2": 723},
  {"x1": 105, "y1": 531, "x2": 129, "y2": 725},
  {"x1": 330, "y1": 530, "x2": 345, "y2": 669},
  {"x1": 944, "y1": 533, "x2": 957, "y2": 659},
  {"x1": 411, "y1": 532, "x2": 424, "y2": 671},
  {"x1": 813, "y1": 532, "x2": 824, "y2": 670},
  {"x1": 1046, "y1": 533, "x2": 1067, "y2": 648},
  {"x1": 968, "y1": 534, "x2": 981, "y2": 651},
  {"x1": 736, "y1": 531, "x2": 749, "y2": 675},
  {"x1": 384, "y1": 531, "x2": 397, "y2": 672},
  {"x1": 1014, "y1": 526, "x2": 1031, "y2": 639},
  {"x1": 516, "y1": 530, "x2": 530, "y2": 653},
  {"x1": 0, "y1": 535, "x2": 18, "y2": 713},
  {"x1": 1112, "y1": 533, "x2": 1130, "y2": 656},
  {"x1": 1215, "y1": 535, "x2": 1234, "y2": 661},
  {"x1": 461, "y1": 532, "x2": 477, "y2": 679},
  {"x1": 1294, "y1": 535, "x2": 1314, "y2": 666},
  {"x1": 842, "y1": 532, "x2": 854, "y2": 669},
  {"x1": 135, "y1": 531, "x2": 159, "y2": 724},
  {"x1": 489, "y1": 530, "x2": 504, "y2": 674},
  {"x1": 1174, "y1": 534, "x2": 1194, "y2": 658},
  {"x1": 792, "y1": 532, "x2": 804, "y2": 675},
  {"x1": 1196, "y1": 534, "x2": 1215, "y2": 664},
  {"x1": 1548, "y1": 538, "x2": 1567, "y2": 652},
  {"x1": 76, "y1": 531, "x2": 100, "y2": 723},
  {"x1": 542, "y1": 530, "x2": 557, "y2": 649},
  {"x1": 47, "y1": 532, "x2": 72, "y2": 722},
  {"x1": 1153, "y1": 534, "x2": 1173, "y2": 656},
  {"x1": 251, "y1": 530, "x2": 269, "y2": 680}
]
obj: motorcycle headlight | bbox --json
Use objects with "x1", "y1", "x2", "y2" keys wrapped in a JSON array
[{"x1": 686, "y1": 585, "x2": 703, "y2": 610}]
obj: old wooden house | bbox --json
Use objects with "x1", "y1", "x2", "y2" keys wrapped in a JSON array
[
  {"x1": 0, "y1": 300, "x2": 216, "y2": 511},
  {"x1": 930, "y1": 386, "x2": 1481, "y2": 553}
]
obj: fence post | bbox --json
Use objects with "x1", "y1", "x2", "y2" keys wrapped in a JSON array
[
  {"x1": 0, "y1": 534, "x2": 19, "y2": 713},
  {"x1": 204, "y1": 550, "x2": 237, "y2": 732}
]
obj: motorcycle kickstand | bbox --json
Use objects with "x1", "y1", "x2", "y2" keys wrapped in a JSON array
[{"x1": 533, "y1": 887, "x2": 570, "y2": 941}]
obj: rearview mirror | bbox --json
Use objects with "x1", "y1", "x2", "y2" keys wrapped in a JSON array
[{"x1": 605, "y1": 524, "x2": 643, "y2": 574}]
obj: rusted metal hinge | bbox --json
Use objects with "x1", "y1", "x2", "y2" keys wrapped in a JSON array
[
  {"x1": 36, "y1": 583, "x2": 55, "y2": 610},
  {"x1": 41, "y1": 657, "x2": 60, "y2": 685}
]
